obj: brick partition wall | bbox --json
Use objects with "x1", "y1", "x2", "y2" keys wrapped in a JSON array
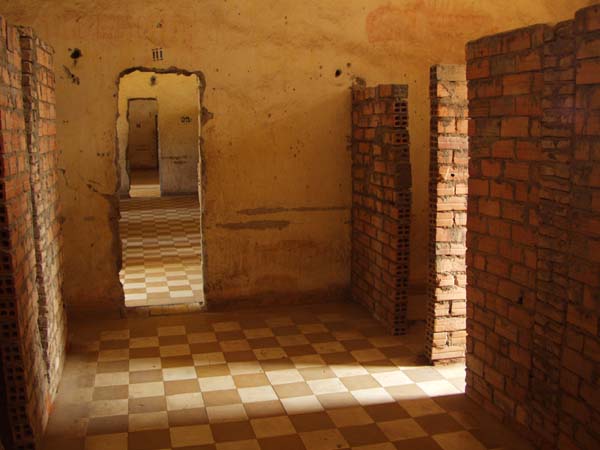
[
  {"x1": 564, "y1": 6, "x2": 600, "y2": 449},
  {"x1": 351, "y1": 84, "x2": 411, "y2": 335},
  {"x1": 19, "y1": 27, "x2": 66, "y2": 399},
  {"x1": 465, "y1": 5, "x2": 600, "y2": 449},
  {"x1": 0, "y1": 17, "x2": 50, "y2": 449},
  {"x1": 426, "y1": 65, "x2": 468, "y2": 363}
]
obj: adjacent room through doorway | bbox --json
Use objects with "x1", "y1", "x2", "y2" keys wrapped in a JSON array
[{"x1": 116, "y1": 70, "x2": 205, "y2": 309}]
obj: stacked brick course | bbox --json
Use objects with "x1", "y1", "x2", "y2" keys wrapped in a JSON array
[
  {"x1": 351, "y1": 84, "x2": 411, "y2": 335},
  {"x1": 426, "y1": 65, "x2": 468, "y2": 363},
  {"x1": 19, "y1": 27, "x2": 66, "y2": 398},
  {"x1": 0, "y1": 18, "x2": 49, "y2": 449},
  {"x1": 0, "y1": 17, "x2": 64, "y2": 450},
  {"x1": 465, "y1": 5, "x2": 599, "y2": 449}
]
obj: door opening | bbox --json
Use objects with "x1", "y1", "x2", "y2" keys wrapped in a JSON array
[{"x1": 116, "y1": 69, "x2": 205, "y2": 309}]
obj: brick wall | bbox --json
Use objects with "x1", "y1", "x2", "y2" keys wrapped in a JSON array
[
  {"x1": 19, "y1": 27, "x2": 66, "y2": 399},
  {"x1": 465, "y1": 5, "x2": 599, "y2": 449},
  {"x1": 0, "y1": 17, "x2": 50, "y2": 449},
  {"x1": 351, "y1": 84, "x2": 411, "y2": 335},
  {"x1": 561, "y1": 6, "x2": 600, "y2": 449},
  {"x1": 0, "y1": 17, "x2": 65, "y2": 450},
  {"x1": 426, "y1": 65, "x2": 468, "y2": 363}
]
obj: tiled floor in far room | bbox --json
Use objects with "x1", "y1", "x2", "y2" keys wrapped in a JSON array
[
  {"x1": 119, "y1": 192, "x2": 204, "y2": 308},
  {"x1": 43, "y1": 303, "x2": 533, "y2": 450}
]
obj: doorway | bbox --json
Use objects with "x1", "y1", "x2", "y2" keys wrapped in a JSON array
[{"x1": 116, "y1": 69, "x2": 205, "y2": 308}]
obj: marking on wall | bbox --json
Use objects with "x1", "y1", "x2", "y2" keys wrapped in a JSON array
[
  {"x1": 217, "y1": 220, "x2": 291, "y2": 230},
  {"x1": 63, "y1": 66, "x2": 80, "y2": 85},
  {"x1": 237, "y1": 206, "x2": 349, "y2": 215}
]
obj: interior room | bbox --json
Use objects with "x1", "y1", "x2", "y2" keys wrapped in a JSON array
[{"x1": 0, "y1": 1, "x2": 598, "y2": 450}]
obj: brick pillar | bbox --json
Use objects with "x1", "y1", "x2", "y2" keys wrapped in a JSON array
[
  {"x1": 426, "y1": 65, "x2": 468, "y2": 364},
  {"x1": 0, "y1": 17, "x2": 49, "y2": 449},
  {"x1": 351, "y1": 84, "x2": 411, "y2": 335},
  {"x1": 466, "y1": 24, "x2": 546, "y2": 437},
  {"x1": 534, "y1": 19, "x2": 576, "y2": 445}
]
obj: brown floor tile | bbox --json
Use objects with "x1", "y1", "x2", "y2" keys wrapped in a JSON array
[
  {"x1": 340, "y1": 374, "x2": 380, "y2": 390},
  {"x1": 211, "y1": 420, "x2": 255, "y2": 442},
  {"x1": 196, "y1": 364, "x2": 230, "y2": 378},
  {"x1": 289, "y1": 411, "x2": 335, "y2": 432},
  {"x1": 284, "y1": 345, "x2": 317, "y2": 357},
  {"x1": 41, "y1": 436, "x2": 85, "y2": 450},
  {"x1": 159, "y1": 334, "x2": 188, "y2": 346},
  {"x1": 274, "y1": 381, "x2": 313, "y2": 399},
  {"x1": 130, "y1": 347, "x2": 161, "y2": 359},
  {"x1": 244, "y1": 400, "x2": 286, "y2": 419},
  {"x1": 304, "y1": 333, "x2": 336, "y2": 344},
  {"x1": 260, "y1": 358, "x2": 295, "y2": 372},
  {"x1": 129, "y1": 328, "x2": 158, "y2": 339},
  {"x1": 97, "y1": 360, "x2": 130, "y2": 373},
  {"x1": 258, "y1": 434, "x2": 307, "y2": 450},
  {"x1": 167, "y1": 408, "x2": 209, "y2": 427},
  {"x1": 129, "y1": 396, "x2": 167, "y2": 414},
  {"x1": 365, "y1": 403, "x2": 410, "y2": 422},
  {"x1": 216, "y1": 330, "x2": 245, "y2": 341},
  {"x1": 92, "y1": 385, "x2": 129, "y2": 401},
  {"x1": 248, "y1": 337, "x2": 280, "y2": 349},
  {"x1": 128, "y1": 429, "x2": 171, "y2": 450},
  {"x1": 339, "y1": 423, "x2": 388, "y2": 446},
  {"x1": 342, "y1": 339, "x2": 374, "y2": 351},
  {"x1": 299, "y1": 366, "x2": 336, "y2": 381},
  {"x1": 272, "y1": 326, "x2": 300, "y2": 336},
  {"x1": 394, "y1": 436, "x2": 444, "y2": 450},
  {"x1": 190, "y1": 342, "x2": 221, "y2": 354},
  {"x1": 316, "y1": 392, "x2": 359, "y2": 409},
  {"x1": 99, "y1": 339, "x2": 130, "y2": 350},
  {"x1": 404, "y1": 367, "x2": 445, "y2": 383},
  {"x1": 130, "y1": 369, "x2": 163, "y2": 384},
  {"x1": 86, "y1": 415, "x2": 129, "y2": 435},
  {"x1": 224, "y1": 350, "x2": 257, "y2": 362},
  {"x1": 381, "y1": 345, "x2": 413, "y2": 359},
  {"x1": 363, "y1": 359, "x2": 398, "y2": 374},
  {"x1": 164, "y1": 379, "x2": 200, "y2": 395},
  {"x1": 234, "y1": 373, "x2": 270, "y2": 388},
  {"x1": 160, "y1": 355, "x2": 194, "y2": 369},
  {"x1": 415, "y1": 413, "x2": 464, "y2": 435},
  {"x1": 321, "y1": 352, "x2": 356, "y2": 365},
  {"x1": 202, "y1": 389, "x2": 242, "y2": 407}
]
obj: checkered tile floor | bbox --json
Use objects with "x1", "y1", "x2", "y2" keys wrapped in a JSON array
[
  {"x1": 119, "y1": 195, "x2": 204, "y2": 308},
  {"x1": 43, "y1": 303, "x2": 533, "y2": 450}
]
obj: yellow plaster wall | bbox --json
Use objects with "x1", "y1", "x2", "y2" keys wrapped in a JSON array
[{"x1": 1, "y1": 0, "x2": 594, "y2": 311}]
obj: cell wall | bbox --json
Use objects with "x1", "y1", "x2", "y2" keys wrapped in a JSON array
[
  {"x1": 351, "y1": 84, "x2": 410, "y2": 335},
  {"x1": 465, "y1": 6, "x2": 600, "y2": 448}
]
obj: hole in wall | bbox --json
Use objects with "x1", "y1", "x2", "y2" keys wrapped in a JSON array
[{"x1": 335, "y1": 69, "x2": 342, "y2": 77}]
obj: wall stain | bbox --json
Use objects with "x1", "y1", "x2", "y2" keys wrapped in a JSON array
[
  {"x1": 366, "y1": 1, "x2": 496, "y2": 44},
  {"x1": 237, "y1": 206, "x2": 348, "y2": 215},
  {"x1": 63, "y1": 65, "x2": 80, "y2": 85},
  {"x1": 217, "y1": 220, "x2": 290, "y2": 230}
]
